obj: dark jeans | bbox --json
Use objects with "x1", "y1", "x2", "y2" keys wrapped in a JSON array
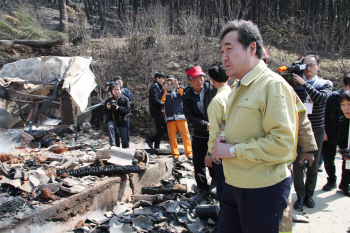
[
  {"x1": 293, "y1": 126, "x2": 324, "y2": 198},
  {"x1": 217, "y1": 177, "x2": 291, "y2": 233},
  {"x1": 192, "y1": 136, "x2": 215, "y2": 191},
  {"x1": 107, "y1": 121, "x2": 129, "y2": 148},
  {"x1": 322, "y1": 140, "x2": 337, "y2": 183},
  {"x1": 149, "y1": 113, "x2": 167, "y2": 148},
  {"x1": 213, "y1": 162, "x2": 224, "y2": 203}
]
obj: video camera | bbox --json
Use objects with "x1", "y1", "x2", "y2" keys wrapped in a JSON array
[
  {"x1": 107, "y1": 80, "x2": 118, "y2": 92},
  {"x1": 278, "y1": 62, "x2": 308, "y2": 86}
]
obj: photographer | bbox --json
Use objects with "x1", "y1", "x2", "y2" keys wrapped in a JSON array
[
  {"x1": 292, "y1": 55, "x2": 333, "y2": 210},
  {"x1": 104, "y1": 82, "x2": 130, "y2": 148}
]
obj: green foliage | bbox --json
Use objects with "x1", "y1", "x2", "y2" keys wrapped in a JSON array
[{"x1": 0, "y1": 6, "x2": 65, "y2": 40}]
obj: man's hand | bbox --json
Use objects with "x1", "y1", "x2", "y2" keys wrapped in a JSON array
[
  {"x1": 294, "y1": 74, "x2": 306, "y2": 85},
  {"x1": 107, "y1": 102, "x2": 111, "y2": 109},
  {"x1": 324, "y1": 131, "x2": 328, "y2": 141},
  {"x1": 173, "y1": 79, "x2": 180, "y2": 88},
  {"x1": 163, "y1": 84, "x2": 168, "y2": 91},
  {"x1": 207, "y1": 123, "x2": 210, "y2": 131},
  {"x1": 300, "y1": 152, "x2": 314, "y2": 167},
  {"x1": 212, "y1": 136, "x2": 234, "y2": 161},
  {"x1": 205, "y1": 155, "x2": 213, "y2": 168}
]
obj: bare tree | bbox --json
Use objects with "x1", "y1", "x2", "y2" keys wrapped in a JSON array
[{"x1": 59, "y1": 0, "x2": 68, "y2": 33}]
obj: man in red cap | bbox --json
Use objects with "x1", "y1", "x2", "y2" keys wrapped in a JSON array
[{"x1": 182, "y1": 65, "x2": 217, "y2": 202}]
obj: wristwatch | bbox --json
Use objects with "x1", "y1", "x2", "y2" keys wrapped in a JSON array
[{"x1": 229, "y1": 145, "x2": 236, "y2": 157}]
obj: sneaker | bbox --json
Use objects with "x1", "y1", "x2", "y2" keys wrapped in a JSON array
[
  {"x1": 145, "y1": 138, "x2": 154, "y2": 149},
  {"x1": 194, "y1": 190, "x2": 208, "y2": 203},
  {"x1": 322, "y1": 181, "x2": 336, "y2": 191},
  {"x1": 172, "y1": 157, "x2": 179, "y2": 164},
  {"x1": 339, "y1": 183, "x2": 350, "y2": 197}
]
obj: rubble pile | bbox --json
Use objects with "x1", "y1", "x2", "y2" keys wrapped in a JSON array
[
  {"x1": 0, "y1": 128, "x2": 149, "y2": 223},
  {"x1": 63, "y1": 159, "x2": 219, "y2": 233}
]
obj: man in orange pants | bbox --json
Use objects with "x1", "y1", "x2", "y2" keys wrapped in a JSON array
[{"x1": 159, "y1": 75, "x2": 193, "y2": 160}]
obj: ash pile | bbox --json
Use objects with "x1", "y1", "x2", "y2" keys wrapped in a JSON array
[
  {"x1": 65, "y1": 159, "x2": 220, "y2": 233},
  {"x1": 0, "y1": 127, "x2": 148, "y2": 222}
]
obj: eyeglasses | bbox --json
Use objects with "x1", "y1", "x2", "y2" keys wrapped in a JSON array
[{"x1": 306, "y1": 63, "x2": 317, "y2": 67}]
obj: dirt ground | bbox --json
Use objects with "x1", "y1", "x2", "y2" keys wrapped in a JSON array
[
  {"x1": 127, "y1": 136, "x2": 350, "y2": 233},
  {"x1": 292, "y1": 153, "x2": 350, "y2": 233}
]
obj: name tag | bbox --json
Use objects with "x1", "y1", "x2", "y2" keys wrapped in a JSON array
[
  {"x1": 304, "y1": 102, "x2": 313, "y2": 114},
  {"x1": 346, "y1": 159, "x2": 350, "y2": 170}
]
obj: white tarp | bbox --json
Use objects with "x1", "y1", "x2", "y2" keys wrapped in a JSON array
[{"x1": 0, "y1": 56, "x2": 97, "y2": 113}]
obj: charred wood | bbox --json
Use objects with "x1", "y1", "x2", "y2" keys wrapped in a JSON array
[
  {"x1": 141, "y1": 184, "x2": 187, "y2": 195},
  {"x1": 57, "y1": 164, "x2": 142, "y2": 177}
]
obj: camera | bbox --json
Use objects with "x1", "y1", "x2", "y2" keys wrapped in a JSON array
[
  {"x1": 110, "y1": 99, "x2": 118, "y2": 110},
  {"x1": 278, "y1": 62, "x2": 308, "y2": 86},
  {"x1": 300, "y1": 159, "x2": 309, "y2": 172},
  {"x1": 107, "y1": 80, "x2": 118, "y2": 92},
  {"x1": 339, "y1": 149, "x2": 350, "y2": 160}
]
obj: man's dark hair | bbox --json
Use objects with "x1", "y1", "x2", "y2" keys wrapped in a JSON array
[
  {"x1": 111, "y1": 82, "x2": 121, "y2": 89},
  {"x1": 155, "y1": 72, "x2": 165, "y2": 80},
  {"x1": 113, "y1": 76, "x2": 122, "y2": 81},
  {"x1": 302, "y1": 55, "x2": 320, "y2": 65},
  {"x1": 343, "y1": 73, "x2": 350, "y2": 87},
  {"x1": 219, "y1": 20, "x2": 264, "y2": 59},
  {"x1": 208, "y1": 63, "x2": 228, "y2": 83},
  {"x1": 339, "y1": 90, "x2": 350, "y2": 102}
]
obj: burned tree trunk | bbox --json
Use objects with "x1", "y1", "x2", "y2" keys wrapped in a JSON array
[{"x1": 59, "y1": 0, "x2": 68, "y2": 33}]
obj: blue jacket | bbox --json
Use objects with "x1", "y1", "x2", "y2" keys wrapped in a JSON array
[{"x1": 158, "y1": 86, "x2": 186, "y2": 122}]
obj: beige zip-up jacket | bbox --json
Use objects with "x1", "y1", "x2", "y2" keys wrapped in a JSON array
[{"x1": 222, "y1": 61, "x2": 298, "y2": 188}]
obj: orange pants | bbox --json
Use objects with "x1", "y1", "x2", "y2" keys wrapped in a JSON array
[{"x1": 167, "y1": 120, "x2": 192, "y2": 158}]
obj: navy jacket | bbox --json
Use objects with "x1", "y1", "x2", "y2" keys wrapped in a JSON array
[
  {"x1": 104, "y1": 94, "x2": 130, "y2": 127},
  {"x1": 149, "y1": 81, "x2": 164, "y2": 116},
  {"x1": 158, "y1": 86, "x2": 186, "y2": 122},
  {"x1": 324, "y1": 88, "x2": 344, "y2": 145},
  {"x1": 182, "y1": 81, "x2": 216, "y2": 138}
]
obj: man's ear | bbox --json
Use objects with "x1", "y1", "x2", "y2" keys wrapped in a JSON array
[{"x1": 249, "y1": 42, "x2": 257, "y2": 56}]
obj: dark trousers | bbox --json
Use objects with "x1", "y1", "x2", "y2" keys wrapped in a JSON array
[
  {"x1": 192, "y1": 136, "x2": 215, "y2": 191},
  {"x1": 293, "y1": 126, "x2": 324, "y2": 198},
  {"x1": 322, "y1": 140, "x2": 337, "y2": 183},
  {"x1": 107, "y1": 121, "x2": 129, "y2": 148},
  {"x1": 217, "y1": 177, "x2": 291, "y2": 233},
  {"x1": 149, "y1": 113, "x2": 167, "y2": 148},
  {"x1": 213, "y1": 162, "x2": 224, "y2": 203}
]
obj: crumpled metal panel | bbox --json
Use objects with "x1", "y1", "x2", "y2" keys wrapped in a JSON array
[{"x1": 0, "y1": 57, "x2": 42, "y2": 82}]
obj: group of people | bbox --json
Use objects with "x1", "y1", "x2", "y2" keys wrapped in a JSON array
[{"x1": 104, "y1": 19, "x2": 350, "y2": 233}]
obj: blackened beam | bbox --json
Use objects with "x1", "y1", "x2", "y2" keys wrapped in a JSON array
[
  {"x1": 56, "y1": 165, "x2": 142, "y2": 177},
  {"x1": 141, "y1": 184, "x2": 187, "y2": 195}
]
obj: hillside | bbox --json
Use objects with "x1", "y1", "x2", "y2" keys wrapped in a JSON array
[{"x1": 0, "y1": 0, "x2": 349, "y2": 136}]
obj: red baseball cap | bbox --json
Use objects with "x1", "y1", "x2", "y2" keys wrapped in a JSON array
[{"x1": 186, "y1": 66, "x2": 206, "y2": 80}]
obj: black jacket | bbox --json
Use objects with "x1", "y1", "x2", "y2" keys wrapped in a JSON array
[
  {"x1": 104, "y1": 94, "x2": 130, "y2": 127},
  {"x1": 338, "y1": 116, "x2": 349, "y2": 150},
  {"x1": 182, "y1": 81, "x2": 216, "y2": 137},
  {"x1": 158, "y1": 86, "x2": 186, "y2": 122},
  {"x1": 149, "y1": 81, "x2": 165, "y2": 116}
]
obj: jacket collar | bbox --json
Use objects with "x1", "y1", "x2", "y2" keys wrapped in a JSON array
[{"x1": 232, "y1": 61, "x2": 267, "y2": 88}]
